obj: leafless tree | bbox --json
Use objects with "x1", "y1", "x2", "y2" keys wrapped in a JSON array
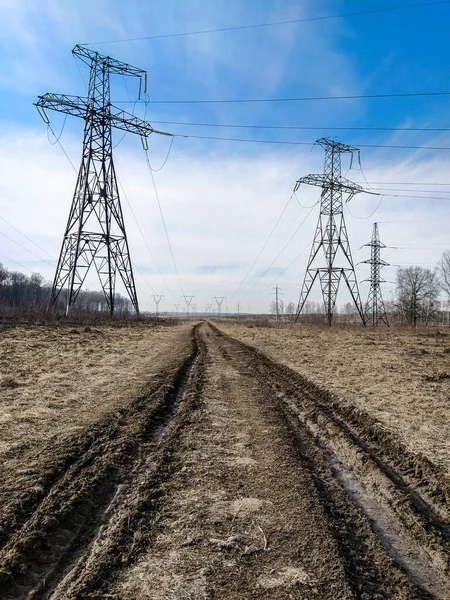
[
  {"x1": 437, "y1": 250, "x2": 450, "y2": 299},
  {"x1": 285, "y1": 301, "x2": 296, "y2": 320},
  {"x1": 396, "y1": 266, "x2": 440, "y2": 326}
]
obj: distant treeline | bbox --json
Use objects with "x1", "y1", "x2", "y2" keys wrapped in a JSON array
[
  {"x1": 0, "y1": 263, "x2": 132, "y2": 319},
  {"x1": 2, "y1": 252, "x2": 450, "y2": 327}
]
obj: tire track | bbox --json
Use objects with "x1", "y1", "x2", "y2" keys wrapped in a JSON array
[
  {"x1": 0, "y1": 324, "x2": 204, "y2": 600},
  {"x1": 210, "y1": 323, "x2": 450, "y2": 599}
]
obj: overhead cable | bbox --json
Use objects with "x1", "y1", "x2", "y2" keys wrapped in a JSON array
[
  {"x1": 145, "y1": 151, "x2": 186, "y2": 297},
  {"x1": 140, "y1": 119, "x2": 450, "y2": 134},
  {"x1": 115, "y1": 173, "x2": 176, "y2": 301},
  {"x1": 115, "y1": 90, "x2": 450, "y2": 105},
  {"x1": 82, "y1": 2, "x2": 450, "y2": 45},
  {"x1": 174, "y1": 133, "x2": 450, "y2": 151},
  {"x1": 238, "y1": 202, "x2": 318, "y2": 303}
]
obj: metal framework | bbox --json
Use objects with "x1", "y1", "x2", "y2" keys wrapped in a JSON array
[
  {"x1": 152, "y1": 294, "x2": 164, "y2": 318},
  {"x1": 362, "y1": 222, "x2": 389, "y2": 326},
  {"x1": 36, "y1": 45, "x2": 164, "y2": 316},
  {"x1": 214, "y1": 296, "x2": 225, "y2": 316},
  {"x1": 295, "y1": 138, "x2": 366, "y2": 327}
]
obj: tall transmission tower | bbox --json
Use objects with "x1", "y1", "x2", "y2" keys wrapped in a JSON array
[
  {"x1": 36, "y1": 45, "x2": 169, "y2": 316},
  {"x1": 362, "y1": 222, "x2": 389, "y2": 326},
  {"x1": 295, "y1": 138, "x2": 366, "y2": 327}
]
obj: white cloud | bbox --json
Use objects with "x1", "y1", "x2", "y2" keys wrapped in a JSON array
[{"x1": 0, "y1": 124, "x2": 449, "y2": 314}]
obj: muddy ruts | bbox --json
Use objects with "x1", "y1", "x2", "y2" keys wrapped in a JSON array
[
  {"x1": 0, "y1": 324, "x2": 205, "y2": 600},
  {"x1": 209, "y1": 323, "x2": 450, "y2": 542},
  {"x1": 209, "y1": 323, "x2": 449, "y2": 599}
]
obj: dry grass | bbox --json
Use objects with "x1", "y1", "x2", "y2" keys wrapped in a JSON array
[
  {"x1": 0, "y1": 323, "x2": 192, "y2": 461},
  {"x1": 218, "y1": 323, "x2": 450, "y2": 473}
]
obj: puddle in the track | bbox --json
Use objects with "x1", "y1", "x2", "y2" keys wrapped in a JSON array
[{"x1": 277, "y1": 390, "x2": 450, "y2": 599}]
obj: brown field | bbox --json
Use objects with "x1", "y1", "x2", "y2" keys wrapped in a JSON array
[
  {"x1": 219, "y1": 321, "x2": 450, "y2": 474},
  {"x1": 0, "y1": 320, "x2": 449, "y2": 599},
  {"x1": 0, "y1": 322, "x2": 193, "y2": 460}
]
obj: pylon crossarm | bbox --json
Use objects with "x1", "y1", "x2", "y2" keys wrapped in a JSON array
[
  {"x1": 36, "y1": 94, "x2": 88, "y2": 120},
  {"x1": 36, "y1": 94, "x2": 157, "y2": 138},
  {"x1": 73, "y1": 45, "x2": 147, "y2": 79},
  {"x1": 108, "y1": 108, "x2": 156, "y2": 137},
  {"x1": 297, "y1": 174, "x2": 364, "y2": 195}
]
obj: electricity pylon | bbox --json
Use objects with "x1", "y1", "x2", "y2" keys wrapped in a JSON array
[
  {"x1": 214, "y1": 296, "x2": 225, "y2": 316},
  {"x1": 362, "y1": 222, "x2": 389, "y2": 326},
  {"x1": 36, "y1": 45, "x2": 170, "y2": 316},
  {"x1": 271, "y1": 285, "x2": 283, "y2": 322},
  {"x1": 183, "y1": 295, "x2": 194, "y2": 316},
  {"x1": 295, "y1": 138, "x2": 366, "y2": 327},
  {"x1": 152, "y1": 294, "x2": 164, "y2": 318}
]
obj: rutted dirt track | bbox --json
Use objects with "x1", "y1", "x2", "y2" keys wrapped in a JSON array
[{"x1": 1, "y1": 322, "x2": 449, "y2": 599}]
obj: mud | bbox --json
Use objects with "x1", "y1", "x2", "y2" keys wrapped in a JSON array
[{"x1": 1, "y1": 321, "x2": 449, "y2": 599}]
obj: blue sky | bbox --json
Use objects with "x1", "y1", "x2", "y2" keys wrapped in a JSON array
[{"x1": 1, "y1": 0, "x2": 450, "y2": 313}]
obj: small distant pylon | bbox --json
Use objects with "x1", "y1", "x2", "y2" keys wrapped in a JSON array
[
  {"x1": 362, "y1": 222, "x2": 389, "y2": 326},
  {"x1": 295, "y1": 138, "x2": 366, "y2": 327}
]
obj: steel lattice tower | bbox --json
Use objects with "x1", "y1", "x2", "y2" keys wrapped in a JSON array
[
  {"x1": 362, "y1": 222, "x2": 389, "y2": 326},
  {"x1": 36, "y1": 45, "x2": 164, "y2": 316},
  {"x1": 295, "y1": 138, "x2": 366, "y2": 327}
]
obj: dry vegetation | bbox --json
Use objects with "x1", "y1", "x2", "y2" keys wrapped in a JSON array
[
  {"x1": 218, "y1": 322, "x2": 450, "y2": 473},
  {"x1": 0, "y1": 322, "x2": 192, "y2": 465}
]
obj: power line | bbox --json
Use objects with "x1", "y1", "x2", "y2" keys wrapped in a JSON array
[
  {"x1": 123, "y1": 90, "x2": 450, "y2": 105},
  {"x1": 346, "y1": 196, "x2": 385, "y2": 220},
  {"x1": 362, "y1": 187, "x2": 450, "y2": 194},
  {"x1": 0, "y1": 230, "x2": 55, "y2": 268},
  {"x1": 116, "y1": 172, "x2": 177, "y2": 301},
  {"x1": 46, "y1": 123, "x2": 78, "y2": 173},
  {"x1": 367, "y1": 181, "x2": 450, "y2": 186},
  {"x1": 246, "y1": 241, "x2": 312, "y2": 308},
  {"x1": 175, "y1": 133, "x2": 450, "y2": 151},
  {"x1": 231, "y1": 194, "x2": 294, "y2": 298},
  {"x1": 0, "y1": 215, "x2": 57, "y2": 260},
  {"x1": 0, "y1": 252, "x2": 34, "y2": 274},
  {"x1": 132, "y1": 261, "x2": 157, "y2": 295},
  {"x1": 231, "y1": 144, "x2": 317, "y2": 299},
  {"x1": 82, "y1": 1, "x2": 450, "y2": 45},
  {"x1": 239, "y1": 202, "x2": 318, "y2": 303},
  {"x1": 145, "y1": 151, "x2": 185, "y2": 297},
  {"x1": 377, "y1": 192, "x2": 450, "y2": 200},
  {"x1": 142, "y1": 118, "x2": 450, "y2": 134}
]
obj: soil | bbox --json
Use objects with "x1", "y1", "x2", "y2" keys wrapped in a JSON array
[
  {"x1": 0, "y1": 321, "x2": 449, "y2": 599},
  {"x1": 218, "y1": 322, "x2": 450, "y2": 474}
]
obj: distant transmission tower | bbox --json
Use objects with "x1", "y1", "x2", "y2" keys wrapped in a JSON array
[
  {"x1": 152, "y1": 294, "x2": 164, "y2": 318},
  {"x1": 183, "y1": 295, "x2": 194, "y2": 316},
  {"x1": 362, "y1": 222, "x2": 389, "y2": 326},
  {"x1": 214, "y1": 296, "x2": 225, "y2": 316},
  {"x1": 36, "y1": 45, "x2": 169, "y2": 316},
  {"x1": 295, "y1": 138, "x2": 366, "y2": 327}
]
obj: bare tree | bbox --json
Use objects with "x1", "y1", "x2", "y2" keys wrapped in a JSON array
[
  {"x1": 437, "y1": 250, "x2": 450, "y2": 299},
  {"x1": 396, "y1": 266, "x2": 440, "y2": 326},
  {"x1": 285, "y1": 301, "x2": 296, "y2": 320}
]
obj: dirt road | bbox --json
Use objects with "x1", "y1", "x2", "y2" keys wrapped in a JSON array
[{"x1": 1, "y1": 322, "x2": 449, "y2": 599}]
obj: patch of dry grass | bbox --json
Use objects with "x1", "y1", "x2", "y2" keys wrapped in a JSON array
[
  {"x1": 0, "y1": 323, "x2": 192, "y2": 460},
  {"x1": 219, "y1": 323, "x2": 450, "y2": 473}
]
